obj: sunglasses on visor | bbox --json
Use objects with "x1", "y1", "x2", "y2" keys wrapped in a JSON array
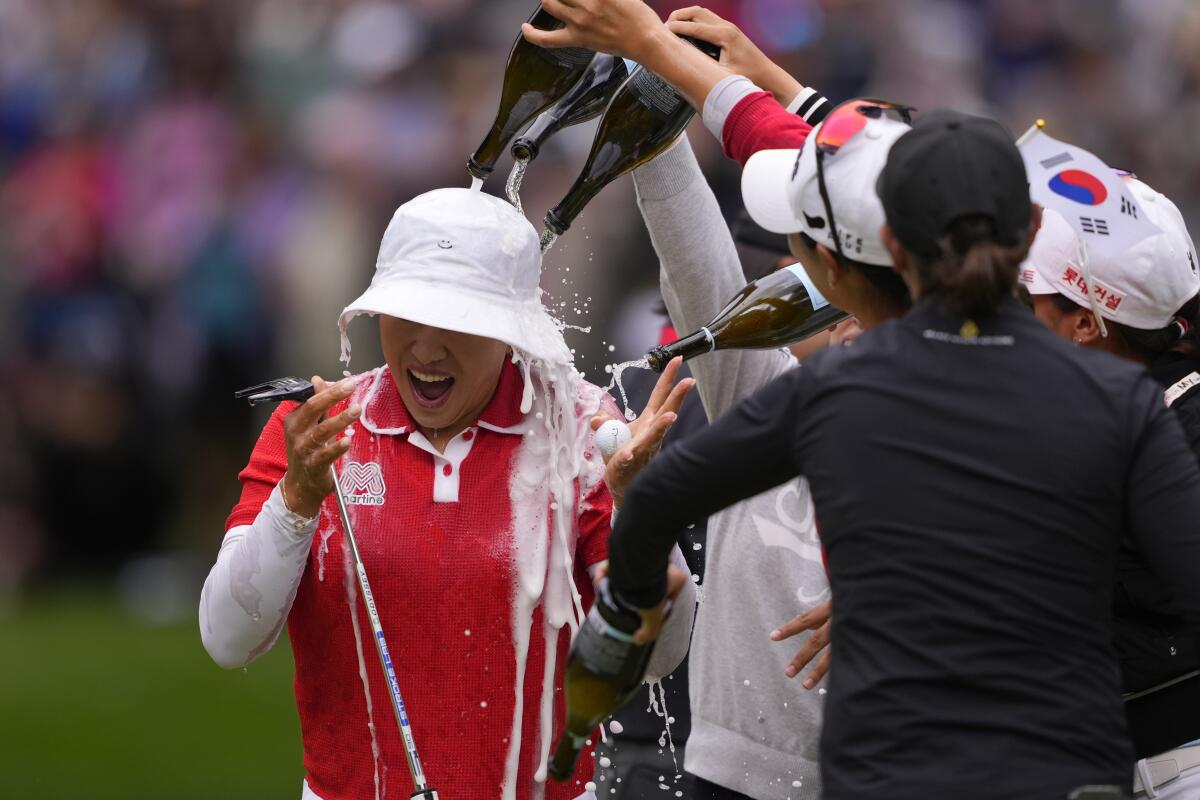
[{"x1": 813, "y1": 99, "x2": 914, "y2": 261}]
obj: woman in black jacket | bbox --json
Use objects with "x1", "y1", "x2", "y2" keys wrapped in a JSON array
[
  {"x1": 1021, "y1": 193, "x2": 1200, "y2": 797},
  {"x1": 602, "y1": 110, "x2": 1200, "y2": 800}
]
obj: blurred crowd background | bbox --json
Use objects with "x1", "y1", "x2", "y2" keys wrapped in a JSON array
[{"x1": 2, "y1": 0, "x2": 1199, "y2": 796}]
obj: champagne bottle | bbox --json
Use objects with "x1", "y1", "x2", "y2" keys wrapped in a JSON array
[
  {"x1": 510, "y1": 54, "x2": 634, "y2": 162},
  {"x1": 467, "y1": 7, "x2": 595, "y2": 181},
  {"x1": 543, "y1": 38, "x2": 720, "y2": 237},
  {"x1": 645, "y1": 263, "x2": 849, "y2": 372},
  {"x1": 548, "y1": 579, "x2": 652, "y2": 782}
]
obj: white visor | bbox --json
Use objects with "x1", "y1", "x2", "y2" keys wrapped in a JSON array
[{"x1": 741, "y1": 149, "x2": 804, "y2": 235}]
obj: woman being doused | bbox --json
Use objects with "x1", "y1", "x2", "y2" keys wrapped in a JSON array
[{"x1": 200, "y1": 188, "x2": 694, "y2": 800}]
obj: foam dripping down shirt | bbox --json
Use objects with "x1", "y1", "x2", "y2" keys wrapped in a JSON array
[
  {"x1": 607, "y1": 298, "x2": 1200, "y2": 800},
  {"x1": 206, "y1": 362, "x2": 617, "y2": 800}
]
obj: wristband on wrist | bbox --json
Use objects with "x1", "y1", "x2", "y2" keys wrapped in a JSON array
[{"x1": 788, "y1": 87, "x2": 831, "y2": 124}]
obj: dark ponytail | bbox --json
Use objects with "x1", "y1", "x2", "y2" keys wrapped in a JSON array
[{"x1": 913, "y1": 215, "x2": 1031, "y2": 318}]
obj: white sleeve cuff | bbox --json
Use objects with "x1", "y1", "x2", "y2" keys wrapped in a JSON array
[
  {"x1": 267, "y1": 481, "x2": 321, "y2": 539},
  {"x1": 702, "y1": 75, "x2": 763, "y2": 142}
]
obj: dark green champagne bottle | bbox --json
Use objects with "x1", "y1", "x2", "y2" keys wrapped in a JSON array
[
  {"x1": 645, "y1": 263, "x2": 849, "y2": 372},
  {"x1": 467, "y1": 7, "x2": 594, "y2": 181},
  {"x1": 543, "y1": 38, "x2": 720, "y2": 237},
  {"x1": 510, "y1": 54, "x2": 633, "y2": 162},
  {"x1": 548, "y1": 579, "x2": 652, "y2": 782}
]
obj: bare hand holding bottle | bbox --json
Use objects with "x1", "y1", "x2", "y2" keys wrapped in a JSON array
[{"x1": 666, "y1": 6, "x2": 805, "y2": 106}]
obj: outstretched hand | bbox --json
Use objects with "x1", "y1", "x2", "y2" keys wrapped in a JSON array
[
  {"x1": 522, "y1": 0, "x2": 730, "y2": 109},
  {"x1": 666, "y1": 6, "x2": 804, "y2": 106},
  {"x1": 770, "y1": 599, "x2": 832, "y2": 689},
  {"x1": 591, "y1": 356, "x2": 694, "y2": 505},
  {"x1": 281, "y1": 376, "x2": 360, "y2": 518},
  {"x1": 520, "y1": 0, "x2": 665, "y2": 61}
]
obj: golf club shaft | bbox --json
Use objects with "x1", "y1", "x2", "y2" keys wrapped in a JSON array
[{"x1": 330, "y1": 465, "x2": 435, "y2": 796}]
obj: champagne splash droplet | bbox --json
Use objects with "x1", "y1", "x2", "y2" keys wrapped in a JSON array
[{"x1": 603, "y1": 358, "x2": 649, "y2": 421}]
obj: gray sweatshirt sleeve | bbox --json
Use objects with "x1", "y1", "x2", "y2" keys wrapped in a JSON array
[{"x1": 632, "y1": 135, "x2": 796, "y2": 421}]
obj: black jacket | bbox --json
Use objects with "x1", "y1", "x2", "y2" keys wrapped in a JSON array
[
  {"x1": 608, "y1": 361, "x2": 707, "y2": 744},
  {"x1": 608, "y1": 298, "x2": 1200, "y2": 800},
  {"x1": 1119, "y1": 350, "x2": 1200, "y2": 757}
]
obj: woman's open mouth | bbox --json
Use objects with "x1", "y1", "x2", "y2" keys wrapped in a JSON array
[{"x1": 408, "y1": 368, "x2": 455, "y2": 408}]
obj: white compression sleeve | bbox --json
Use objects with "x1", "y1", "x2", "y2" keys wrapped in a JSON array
[{"x1": 199, "y1": 483, "x2": 317, "y2": 669}]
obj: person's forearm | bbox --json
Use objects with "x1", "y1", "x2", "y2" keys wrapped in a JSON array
[
  {"x1": 634, "y1": 26, "x2": 734, "y2": 111},
  {"x1": 633, "y1": 135, "x2": 796, "y2": 419},
  {"x1": 199, "y1": 483, "x2": 315, "y2": 668},
  {"x1": 760, "y1": 66, "x2": 804, "y2": 110}
]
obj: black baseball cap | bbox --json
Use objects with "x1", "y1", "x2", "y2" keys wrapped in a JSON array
[{"x1": 876, "y1": 109, "x2": 1030, "y2": 257}]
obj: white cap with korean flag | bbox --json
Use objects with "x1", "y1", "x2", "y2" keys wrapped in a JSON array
[
  {"x1": 1018, "y1": 125, "x2": 1198, "y2": 331},
  {"x1": 1019, "y1": 180, "x2": 1199, "y2": 330}
]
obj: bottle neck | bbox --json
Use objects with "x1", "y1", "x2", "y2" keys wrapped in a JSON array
[
  {"x1": 544, "y1": 202, "x2": 577, "y2": 237},
  {"x1": 466, "y1": 153, "x2": 494, "y2": 181},
  {"x1": 511, "y1": 110, "x2": 561, "y2": 161},
  {"x1": 594, "y1": 577, "x2": 643, "y2": 636},
  {"x1": 647, "y1": 328, "x2": 715, "y2": 372}
]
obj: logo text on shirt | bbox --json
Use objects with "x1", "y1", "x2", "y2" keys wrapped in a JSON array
[
  {"x1": 922, "y1": 329, "x2": 1014, "y2": 347},
  {"x1": 340, "y1": 462, "x2": 386, "y2": 506}
]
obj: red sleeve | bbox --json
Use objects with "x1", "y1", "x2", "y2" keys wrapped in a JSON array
[
  {"x1": 577, "y1": 480, "x2": 612, "y2": 570},
  {"x1": 723, "y1": 92, "x2": 814, "y2": 167},
  {"x1": 225, "y1": 402, "x2": 298, "y2": 531}
]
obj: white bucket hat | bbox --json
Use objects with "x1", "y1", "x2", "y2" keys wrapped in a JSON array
[
  {"x1": 339, "y1": 188, "x2": 571, "y2": 365},
  {"x1": 740, "y1": 103, "x2": 911, "y2": 267},
  {"x1": 1021, "y1": 179, "x2": 1200, "y2": 329}
]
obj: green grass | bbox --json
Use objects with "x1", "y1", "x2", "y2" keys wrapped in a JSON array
[{"x1": 0, "y1": 589, "x2": 303, "y2": 799}]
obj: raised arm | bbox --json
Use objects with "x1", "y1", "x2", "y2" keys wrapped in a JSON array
[
  {"x1": 523, "y1": 1, "x2": 819, "y2": 165},
  {"x1": 521, "y1": 0, "x2": 730, "y2": 110},
  {"x1": 633, "y1": 136, "x2": 796, "y2": 418},
  {"x1": 200, "y1": 378, "x2": 359, "y2": 668}
]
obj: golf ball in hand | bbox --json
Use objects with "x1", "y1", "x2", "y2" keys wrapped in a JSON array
[{"x1": 595, "y1": 419, "x2": 632, "y2": 459}]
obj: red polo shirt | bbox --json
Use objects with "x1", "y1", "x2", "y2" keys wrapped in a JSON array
[{"x1": 228, "y1": 362, "x2": 613, "y2": 799}]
